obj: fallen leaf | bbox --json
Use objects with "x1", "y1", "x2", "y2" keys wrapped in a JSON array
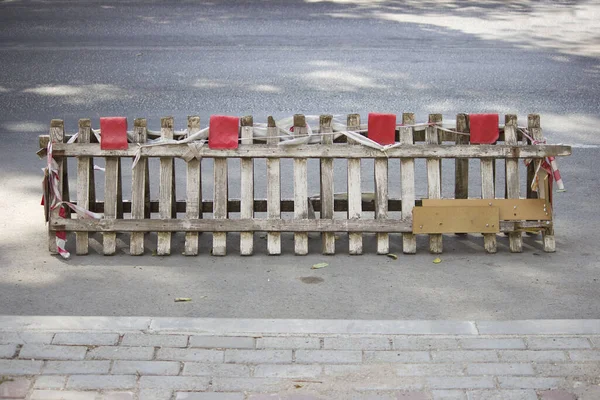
[
  {"x1": 175, "y1": 298, "x2": 192, "y2": 302},
  {"x1": 386, "y1": 253, "x2": 398, "y2": 260},
  {"x1": 294, "y1": 384, "x2": 303, "y2": 389},
  {"x1": 433, "y1": 257, "x2": 442, "y2": 264},
  {"x1": 311, "y1": 262, "x2": 328, "y2": 269}
]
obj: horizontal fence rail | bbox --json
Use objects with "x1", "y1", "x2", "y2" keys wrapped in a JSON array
[{"x1": 39, "y1": 113, "x2": 571, "y2": 257}]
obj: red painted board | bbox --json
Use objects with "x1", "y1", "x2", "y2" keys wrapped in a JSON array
[
  {"x1": 209, "y1": 115, "x2": 240, "y2": 149},
  {"x1": 100, "y1": 117, "x2": 128, "y2": 150},
  {"x1": 368, "y1": 113, "x2": 396, "y2": 145},
  {"x1": 469, "y1": 114, "x2": 499, "y2": 144}
]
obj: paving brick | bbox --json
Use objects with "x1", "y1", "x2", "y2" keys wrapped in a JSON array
[
  {"x1": 111, "y1": 361, "x2": 180, "y2": 375},
  {"x1": 224, "y1": 350, "x2": 291, "y2": 364},
  {"x1": 354, "y1": 378, "x2": 426, "y2": 391},
  {"x1": 34, "y1": 375, "x2": 66, "y2": 389},
  {"x1": 189, "y1": 336, "x2": 255, "y2": 349},
  {"x1": 589, "y1": 336, "x2": 600, "y2": 348},
  {"x1": 66, "y1": 375, "x2": 136, "y2": 390},
  {"x1": 466, "y1": 363, "x2": 534, "y2": 376},
  {"x1": 0, "y1": 332, "x2": 54, "y2": 345},
  {"x1": 396, "y1": 363, "x2": 464, "y2": 376},
  {"x1": 568, "y1": 350, "x2": 600, "y2": 361},
  {"x1": 526, "y1": 337, "x2": 591, "y2": 349},
  {"x1": 393, "y1": 337, "x2": 461, "y2": 350},
  {"x1": 431, "y1": 351, "x2": 498, "y2": 363},
  {"x1": 322, "y1": 364, "x2": 369, "y2": 376},
  {"x1": 139, "y1": 376, "x2": 210, "y2": 390},
  {"x1": 0, "y1": 344, "x2": 17, "y2": 359},
  {"x1": 0, "y1": 360, "x2": 43, "y2": 375},
  {"x1": 498, "y1": 350, "x2": 567, "y2": 362},
  {"x1": 121, "y1": 334, "x2": 189, "y2": 348},
  {"x1": 432, "y1": 390, "x2": 467, "y2": 400},
  {"x1": 102, "y1": 393, "x2": 135, "y2": 400},
  {"x1": 87, "y1": 346, "x2": 154, "y2": 360},
  {"x1": 43, "y1": 360, "x2": 111, "y2": 375},
  {"x1": 538, "y1": 389, "x2": 577, "y2": 400},
  {"x1": 256, "y1": 337, "x2": 320, "y2": 350},
  {"x1": 176, "y1": 393, "x2": 245, "y2": 400},
  {"x1": 19, "y1": 344, "x2": 87, "y2": 361},
  {"x1": 156, "y1": 348, "x2": 223, "y2": 363},
  {"x1": 497, "y1": 376, "x2": 567, "y2": 389},
  {"x1": 0, "y1": 377, "x2": 31, "y2": 398},
  {"x1": 466, "y1": 390, "x2": 537, "y2": 400},
  {"x1": 426, "y1": 377, "x2": 495, "y2": 389},
  {"x1": 296, "y1": 350, "x2": 361, "y2": 364},
  {"x1": 30, "y1": 390, "x2": 97, "y2": 400},
  {"x1": 182, "y1": 362, "x2": 250, "y2": 377},
  {"x1": 534, "y1": 363, "x2": 600, "y2": 376},
  {"x1": 254, "y1": 364, "x2": 322, "y2": 378},
  {"x1": 323, "y1": 337, "x2": 390, "y2": 350},
  {"x1": 363, "y1": 351, "x2": 430, "y2": 363},
  {"x1": 138, "y1": 389, "x2": 173, "y2": 400},
  {"x1": 52, "y1": 333, "x2": 119, "y2": 346},
  {"x1": 211, "y1": 378, "x2": 285, "y2": 392},
  {"x1": 459, "y1": 338, "x2": 525, "y2": 350}
]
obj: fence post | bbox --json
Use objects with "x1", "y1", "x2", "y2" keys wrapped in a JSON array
[
  {"x1": 400, "y1": 113, "x2": 416, "y2": 254},
  {"x1": 319, "y1": 114, "x2": 335, "y2": 255},
  {"x1": 157, "y1": 116, "x2": 175, "y2": 255},
  {"x1": 48, "y1": 119, "x2": 65, "y2": 254},
  {"x1": 184, "y1": 116, "x2": 202, "y2": 256},
  {"x1": 529, "y1": 114, "x2": 555, "y2": 253},
  {"x1": 455, "y1": 113, "x2": 469, "y2": 203},
  {"x1": 266, "y1": 116, "x2": 281, "y2": 255},
  {"x1": 103, "y1": 128, "x2": 123, "y2": 256},
  {"x1": 76, "y1": 118, "x2": 93, "y2": 255},
  {"x1": 212, "y1": 132, "x2": 229, "y2": 257},
  {"x1": 426, "y1": 114, "x2": 443, "y2": 253},
  {"x1": 505, "y1": 114, "x2": 523, "y2": 252},
  {"x1": 293, "y1": 114, "x2": 309, "y2": 255},
  {"x1": 347, "y1": 113, "x2": 363, "y2": 255},
  {"x1": 240, "y1": 115, "x2": 255, "y2": 255},
  {"x1": 130, "y1": 118, "x2": 148, "y2": 255},
  {"x1": 374, "y1": 142, "x2": 389, "y2": 255}
]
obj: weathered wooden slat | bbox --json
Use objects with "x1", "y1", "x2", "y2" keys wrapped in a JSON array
[
  {"x1": 375, "y1": 157, "x2": 389, "y2": 254},
  {"x1": 481, "y1": 154, "x2": 497, "y2": 253},
  {"x1": 130, "y1": 118, "x2": 148, "y2": 256},
  {"x1": 347, "y1": 113, "x2": 362, "y2": 255},
  {"x1": 400, "y1": 113, "x2": 417, "y2": 254},
  {"x1": 266, "y1": 116, "x2": 281, "y2": 255},
  {"x1": 75, "y1": 119, "x2": 93, "y2": 255},
  {"x1": 504, "y1": 115, "x2": 523, "y2": 252},
  {"x1": 184, "y1": 116, "x2": 202, "y2": 255},
  {"x1": 240, "y1": 116, "x2": 255, "y2": 255},
  {"x1": 426, "y1": 114, "x2": 443, "y2": 253},
  {"x1": 48, "y1": 120, "x2": 65, "y2": 254},
  {"x1": 212, "y1": 123, "x2": 230, "y2": 256},
  {"x1": 530, "y1": 114, "x2": 555, "y2": 252},
  {"x1": 52, "y1": 218, "x2": 547, "y2": 234},
  {"x1": 50, "y1": 143, "x2": 572, "y2": 159},
  {"x1": 103, "y1": 154, "x2": 120, "y2": 256},
  {"x1": 157, "y1": 117, "x2": 175, "y2": 255},
  {"x1": 293, "y1": 114, "x2": 309, "y2": 255},
  {"x1": 74, "y1": 198, "x2": 412, "y2": 214},
  {"x1": 319, "y1": 114, "x2": 335, "y2": 255},
  {"x1": 455, "y1": 114, "x2": 469, "y2": 202}
]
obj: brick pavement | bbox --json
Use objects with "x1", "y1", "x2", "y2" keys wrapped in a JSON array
[{"x1": 0, "y1": 317, "x2": 599, "y2": 399}]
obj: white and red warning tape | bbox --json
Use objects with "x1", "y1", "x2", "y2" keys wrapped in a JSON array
[{"x1": 43, "y1": 141, "x2": 102, "y2": 259}]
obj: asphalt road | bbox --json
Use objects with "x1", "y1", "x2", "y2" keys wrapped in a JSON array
[{"x1": 0, "y1": 0, "x2": 598, "y2": 319}]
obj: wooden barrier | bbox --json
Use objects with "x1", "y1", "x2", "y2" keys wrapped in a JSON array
[{"x1": 39, "y1": 113, "x2": 571, "y2": 256}]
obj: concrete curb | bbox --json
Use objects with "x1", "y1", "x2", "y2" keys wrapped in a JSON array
[{"x1": 1, "y1": 316, "x2": 600, "y2": 335}]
